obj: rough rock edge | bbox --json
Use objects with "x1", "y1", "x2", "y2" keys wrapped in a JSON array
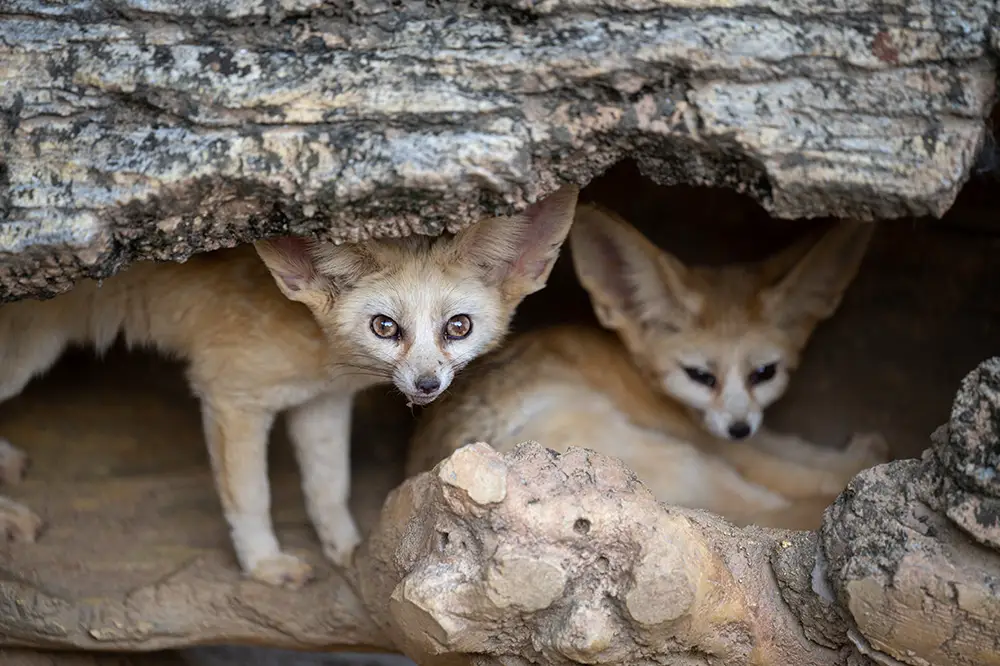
[
  {"x1": 356, "y1": 441, "x2": 847, "y2": 665},
  {"x1": 816, "y1": 357, "x2": 1000, "y2": 666},
  {"x1": 1, "y1": 0, "x2": 997, "y2": 300},
  {"x1": 921, "y1": 358, "x2": 1000, "y2": 549}
]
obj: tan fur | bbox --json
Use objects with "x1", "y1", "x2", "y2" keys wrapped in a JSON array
[
  {"x1": 408, "y1": 204, "x2": 888, "y2": 531},
  {"x1": 0, "y1": 185, "x2": 579, "y2": 586}
]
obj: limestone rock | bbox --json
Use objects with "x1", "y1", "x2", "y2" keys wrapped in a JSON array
[
  {"x1": 819, "y1": 358, "x2": 1000, "y2": 666},
  {"x1": 1, "y1": 0, "x2": 996, "y2": 300},
  {"x1": 357, "y1": 442, "x2": 842, "y2": 665}
]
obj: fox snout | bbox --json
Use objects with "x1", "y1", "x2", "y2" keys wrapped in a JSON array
[
  {"x1": 395, "y1": 364, "x2": 453, "y2": 406},
  {"x1": 704, "y1": 376, "x2": 765, "y2": 441},
  {"x1": 726, "y1": 421, "x2": 753, "y2": 440},
  {"x1": 415, "y1": 375, "x2": 441, "y2": 395},
  {"x1": 704, "y1": 407, "x2": 763, "y2": 441}
]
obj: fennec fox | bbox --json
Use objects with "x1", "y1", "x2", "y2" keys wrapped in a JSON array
[
  {"x1": 408, "y1": 204, "x2": 889, "y2": 530},
  {"x1": 0, "y1": 185, "x2": 578, "y2": 587}
]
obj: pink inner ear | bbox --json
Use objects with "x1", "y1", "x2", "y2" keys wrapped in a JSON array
[
  {"x1": 269, "y1": 236, "x2": 312, "y2": 260},
  {"x1": 519, "y1": 257, "x2": 550, "y2": 282},
  {"x1": 576, "y1": 227, "x2": 633, "y2": 303},
  {"x1": 509, "y1": 191, "x2": 575, "y2": 278},
  {"x1": 267, "y1": 236, "x2": 316, "y2": 293}
]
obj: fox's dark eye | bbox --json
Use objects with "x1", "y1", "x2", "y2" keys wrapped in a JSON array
[
  {"x1": 749, "y1": 362, "x2": 778, "y2": 386},
  {"x1": 444, "y1": 314, "x2": 473, "y2": 340},
  {"x1": 370, "y1": 314, "x2": 400, "y2": 339},
  {"x1": 683, "y1": 366, "x2": 717, "y2": 388}
]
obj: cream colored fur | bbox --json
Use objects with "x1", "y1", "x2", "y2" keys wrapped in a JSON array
[
  {"x1": 408, "y1": 204, "x2": 889, "y2": 530},
  {"x1": 0, "y1": 185, "x2": 578, "y2": 587}
]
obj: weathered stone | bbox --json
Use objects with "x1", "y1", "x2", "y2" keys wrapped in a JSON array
[
  {"x1": 1, "y1": 0, "x2": 997, "y2": 301},
  {"x1": 936, "y1": 358, "x2": 1000, "y2": 492},
  {"x1": 817, "y1": 357, "x2": 1000, "y2": 666},
  {"x1": 438, "y1": 442, "x2": 508, "y2": 506},
  {"x1": 358, "y1": 442, "x2": 842, "y2": 665}
]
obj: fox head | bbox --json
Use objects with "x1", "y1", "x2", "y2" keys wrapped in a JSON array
[
  {"x1": 570, "y1": 204, "x2": 873, "y2": 442},
  {"x1": 254, "y1": 185, "x2": 578, "y2": 406}
]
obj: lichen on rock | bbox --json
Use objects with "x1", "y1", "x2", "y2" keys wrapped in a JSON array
[{"x1": 1, "y1": 0, "x2": 996, "y2": 301}]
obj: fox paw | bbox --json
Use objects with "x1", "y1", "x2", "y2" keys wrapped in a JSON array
[
  {"x1": 315, "y1": 508, "x2": 361, "y2": 569},
  {"x1": 0, "y1": 498, "x2": 43, "y2": 543},
  {"x1": 844, "y1": 431, "x2": 891, "y2": 471},
  {"x1": 322, "y1": 539, "x2": 359, "y2": 569},
  {"x1": 0, "y1": 439, "x2": 29, "y2": 486},
  {"x1": 248, "y1": 553, "x2": 314, "y2": 589}
]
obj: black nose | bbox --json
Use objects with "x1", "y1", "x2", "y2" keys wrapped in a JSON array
[
  {"x1": 415, "y1": 375, "x2": 441, "y2": 395},
  {"x1": 727, "y1": 422, "x2": 752, "y2": 440}
]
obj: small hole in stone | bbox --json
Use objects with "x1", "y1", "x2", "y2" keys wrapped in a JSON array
[
  {"x1": 438, "y1": 531, "x2": 450, "y2": 550},
  {"x1": 573, "y1": 518, "x2": 591, "y2": 534},
  {"x1": 596, "y1": 556, "x2": 610, "y2": 570}
]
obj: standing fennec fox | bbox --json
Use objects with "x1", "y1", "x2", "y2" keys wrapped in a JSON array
[
  {"x1": 408, "y1": 204, "x2": 890, "y2": 530},
  {"x1": 0, "y1": 185, "x2": 578, "y2": 587}
]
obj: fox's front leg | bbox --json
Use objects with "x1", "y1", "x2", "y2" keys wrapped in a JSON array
[
  {"x1": 286, "y1": 391, "x2": 360, "y2": 568},
  {"x1": 0, "y1": 439, "x2": 30, "y2": 487},
  {"x1": 0, "y1": 439, "x2": 42, "y2": 542},
  {"x1": 0, "y1": 496, "x2": 43, "y2": 542},
  {"x1": 200, "y1": 401, "x2": 313, "y2": 589},
  {"x1": 718, "y1": 428, "x2": 889, "y2": 499}
]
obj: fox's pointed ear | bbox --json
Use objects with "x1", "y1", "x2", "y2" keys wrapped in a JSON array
[
  {"x1": 758, "y1": 220, "x2": 874, "y2": 347},
  {"x1": 255, "y1": 236, "x2": 378, "y2": 306},
  {"x1": 254, "y1": 236, "x2": 328, "y2": 303},
  {"x1": 570, "y1": 204, "x2": 702, "y2": 342},
  {"x1": 452, "y1": 185, "x2": 579, "y2": 305}
]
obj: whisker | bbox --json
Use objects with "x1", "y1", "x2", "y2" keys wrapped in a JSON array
[
  {"x1": 324, "y1": 360, "x2": 393, "y2": 383},
  {"x1": 326, "y1": 360, "x2": 385, "y2": 374}
]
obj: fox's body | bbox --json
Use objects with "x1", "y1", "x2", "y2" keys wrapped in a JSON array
[
  {"x1": 408, "y1": 205, "x2": 889, "y2": 530},
  {"x1": 0, "y1": 185, "x2": 579, "y2": 587},
  {"x1": 1, "y1": 246, "x2": 356, "y2": 408}
]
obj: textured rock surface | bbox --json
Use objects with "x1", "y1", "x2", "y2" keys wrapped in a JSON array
[
  {"x1": 817, "y1": 358, "x2": 1000, "y2": 666},
  {"x1": 929, "y1": 358, "x2": 1000, "y2": 550},
  {"x1": 358, "y1": 441, "x2": 844, "y2": 665},
  {"x1": 1, "y1": 0, "x2": 996, "y2": 300}
]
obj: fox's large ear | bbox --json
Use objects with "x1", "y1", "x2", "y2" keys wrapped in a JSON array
[
  {"x1": 255, "y1": 236, "x2": 377, "y2": 306},
  {"x1": 452, "y1": 184, "x2": 579, "y2": 305},
  {"x1": 758, "y1": 220, "x2": 874, "y2": 347},
  {"x1": 254, "y1": 236, "x2": 327, "y2": 304},
  {"x1": 570, "y1": 204, "x2": 702, "y2": 341}
]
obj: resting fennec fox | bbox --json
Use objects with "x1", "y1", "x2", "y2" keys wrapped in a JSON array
[
  {"x1": 408, "y1": 204, "x2": 890, "y2": 530},
  {"x1": 0, "y1": 184, "x2": 578, "y2": 587}
]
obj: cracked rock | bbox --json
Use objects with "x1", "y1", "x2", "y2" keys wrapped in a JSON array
[{"x1": 1, "y1": 0, "x2": 996, "y2": 300}]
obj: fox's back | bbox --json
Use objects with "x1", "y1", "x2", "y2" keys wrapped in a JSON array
[
  {"x1": 0, "y1": 246, "x2": 327, "y2": 401},
  {"x1": 406, "y1": 325, "x2": 699, "y2": 476}
]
